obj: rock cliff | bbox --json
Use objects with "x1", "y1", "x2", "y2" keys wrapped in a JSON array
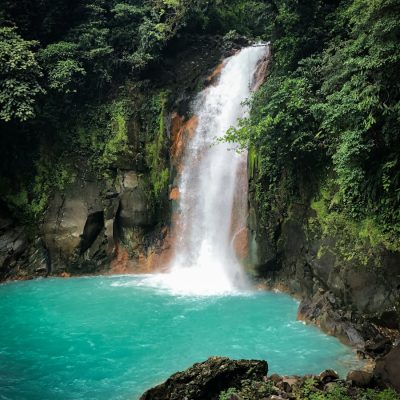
[{"x1": 0, "y1": 36, "x2": 245, "y2": 281}]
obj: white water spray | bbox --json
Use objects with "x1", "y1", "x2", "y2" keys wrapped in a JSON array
[{"x1": 146, "y1": 45, "x2": 269, "y2": 295}]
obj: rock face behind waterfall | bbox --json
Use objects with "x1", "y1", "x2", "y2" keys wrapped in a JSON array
[
  {"x1": 139, "y1": 357, "x2": 268, "y2": 400},
  {"x1": 164, "y1": 44, "x2": 268, "y2": 294}
]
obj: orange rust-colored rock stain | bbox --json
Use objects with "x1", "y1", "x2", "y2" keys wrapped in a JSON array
[
  {"x1": 110, "y1": 244, "x2": 137, "y2": 274},
  {"x1": 171, "y1": 113, "x2": 198, "y2": 168},
  {"x1": 252, "y1": 51, "x2": 270, "y2": 91},
  {"x1": 206, "y1": 62, "x2": 224, "y2": 84},
  {"x1": 232, "y1": 227, "x2": 249, "y2": 261},
  {"x1": 169, "y1": 187, "x2": 179, "y2": 201},
  {"x1": 230, "y1": 153, "x2": 249, "y2": 262},
  {"x1": 137, "y1": 226, "x2": 177, "y2": 273}
]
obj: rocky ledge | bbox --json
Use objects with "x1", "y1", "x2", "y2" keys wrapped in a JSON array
[
  {"x1": 248, "y1": 199, "x2": 400, "y2": 383},
  {"x1": 140, "y1": 357, "x2": 267, "y2": 400},
  {"x1": 140, "y1": 356, "x2": 400, "y2": 400}
]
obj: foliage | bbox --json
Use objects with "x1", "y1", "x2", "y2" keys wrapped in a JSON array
[
  {"x1": 315, "y1": 0, "x2": 400, "y2": 234},
  {"x1": 297, "y1": 380, "x2": 400, "y2": 400},
  {"x1": 224, "y1": 0, "x2": 400, "y2": 249},
  {"x1": 0, "y1": 27, "x2": 43, "y2": 122},
  {"x1": 225, "y1": 72, "x2": 324, "y2": 230},
  {"x1": 218, "y1": 379, "x2": 400, "y2": 400},
  {"x1": 361, "y1": 389, "x2": 400, "y2": 400},
  {"x1": 0, "y1": 151, "x2": 76, "y2": 220},
  {"x1": 248, "y1": 146, "x2": 259, "y2": 179},
  {"x1": 74, "y1": 98, "x2": 133, "y2": 176},
  {"x1": 0, "y1": 0, "x2": 204, "y2": 221},
  {"x1": 144, "y1": 91, "x2": 170, "y2": 198},
  {"x1": 38, "y1": 42, "x2": 86, "y2": 94},
  {"x1": 219, "y1": 387, "x2": 239, "y2": 400},
  {"x1": 219, "y1": 379, "x2": 274, "y2": 400},
  {"x1": 238, "y1": 379, "x2": 274, "y2": 399},
  {"x1": 310, "y1": 181, "x2": 400, "y2": 266},
  {"x1": 102, "y1": 101, "x2": 132, "y2": 169},
  {"x1": 29, "y1": 154, "x2": 76, "y2": 217},
  {"x1": 2, "y1": 0, "x2": 204, "y2": 97},
  {"x1": 298, "y1": 379, "x2": 351, "y2": 400},
  {"x1": 205, "y1": 0, "x2": 275, "y2": 38}
]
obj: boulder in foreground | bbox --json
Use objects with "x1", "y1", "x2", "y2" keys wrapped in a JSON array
[{"x1": 139, "y1": 356, "x2": 267, "y2": 400}]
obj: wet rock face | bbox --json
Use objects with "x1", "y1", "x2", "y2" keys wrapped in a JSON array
[
  {"x1": 252, "y1": 202, "x2": 400, "y2": 347},
  {"x1": 41, "y1": 178, "x2": 109, "y2": 274},
  {"x1": 247, "y1": 195, "x2": 280, "y2": 275},
  {"x1": 117, "y1": 188, "x2": 153, "y2": 228},
  {"x1": 0, "y1": 204, "x2": 49, "y2": 280},
  {"x1": 297, "y1": 292, "x2": 372, "y2": 348},
  {"x1": 146, "y1": 35, "x2": 229, "y2": 100},
  {"x1": 374, "y1": 345, "x2": 400, "y2": 391},
  {"x1": 0, "y1": 211, "x2": 26, "y2": 275},
  {"x1": 347, "y1": 370, "x2": 373, "y2": 388},
  {"x1": 39, "y1": 169, "x2": 160, "y2": 275},
  {"x1": 139, "y1": 357, "x2": 268, "y2": 400}
]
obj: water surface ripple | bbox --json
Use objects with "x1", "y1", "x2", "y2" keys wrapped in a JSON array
[{"x1": 0, "y1": 276, "x2": 361, "y2": 400}]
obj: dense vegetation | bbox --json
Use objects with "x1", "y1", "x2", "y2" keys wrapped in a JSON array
[
  {"x1": 0, "y1": 0, "x2": 274, "y2": 221},
  {"x1": 226, "y1": 0, "x2": 400, "y2": 255},
  {"x1": 1, "y1": 0, "x2": 400, "y2": 257},
  {"x1": 0, "y1": 0, "x2": 200, "y2": 220}
]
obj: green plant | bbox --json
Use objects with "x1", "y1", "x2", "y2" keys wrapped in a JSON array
[
  {"x1": 361, "y1": 389, "x2": 400, "y2": 400},
  {"x1": 144, "y1": 91, "x2": 170, "y2": 198},
  {"x1": 1, "y1": 151, "x2": 76, "y2": 221},
  {"x1": 310, "y1": 180, "x2": 400, "y2": 265},
  {"x1": 0, "y1": 27, "x2": 43, "y2": 122},
  {"x1": 219, "y1": 387, "x2": 239, "y2": 400},
  {"x1": 248, "y1": 146, "x2": 259, "y2": 179},
  {"x1": 102, "y1": 101, "x2": 131, "y2": 168},
  {"x1": 240, "y1": 379, "x2": 274, "y2": 399},
  {"x1": 222, "y1": 0, "x2": 400, "y2": 252},
  {"x1": 72, "y1": 98, "x2": 134, "y2": 177},
  {"x1": 298, "y1": 379, "x2": 351, "y2": 400}
]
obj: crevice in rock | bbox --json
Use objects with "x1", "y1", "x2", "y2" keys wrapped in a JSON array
[{"x1": 79, "y1": 211, "x2": 105, "y2": 255}]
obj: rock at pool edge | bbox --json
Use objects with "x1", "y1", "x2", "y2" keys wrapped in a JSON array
[{"x1": 139, "y1": 356, "x2": 268, "y2": 400}]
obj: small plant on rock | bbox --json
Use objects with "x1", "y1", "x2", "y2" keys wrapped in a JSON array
[
  {"x1": 219, "y1": 387, "x2": 240, "y2": 400},
  {"x1": 298, "y1": 379, "x2": 351, "y2": 400},
  {"x1": 361, "y1": 389, "x2": 400, "y2": 400}
]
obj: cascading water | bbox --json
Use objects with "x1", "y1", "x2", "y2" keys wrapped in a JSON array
[{"x1": 147, "y1": 45, "x2": 269, "y2": 295}]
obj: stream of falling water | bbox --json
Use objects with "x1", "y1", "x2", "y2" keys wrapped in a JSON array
[{"x1": 146, "y1": 45, "x2": 269, "y2": 295}]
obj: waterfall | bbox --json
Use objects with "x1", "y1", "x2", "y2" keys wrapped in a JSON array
[{"x1": 147, "y1": 45, "x2": 269, "y2": 295}]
